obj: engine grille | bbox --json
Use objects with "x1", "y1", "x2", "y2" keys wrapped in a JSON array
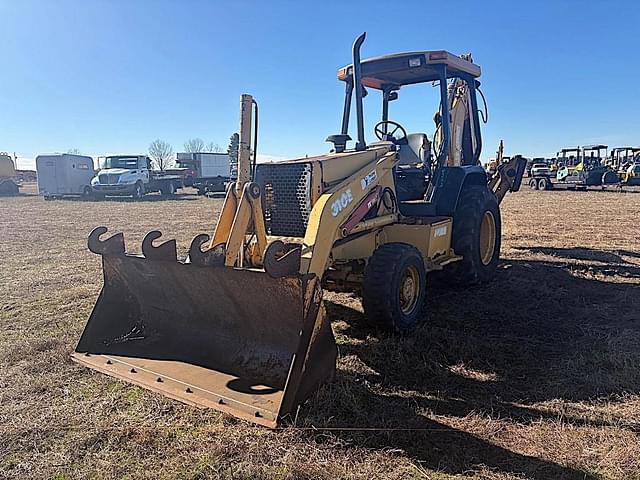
[
  {"x1": 255, "y1": 163, "x2": 312, "y2": 237},
  {"x1": 98, "y1": 173, "x2": 120, "y2": 184}
]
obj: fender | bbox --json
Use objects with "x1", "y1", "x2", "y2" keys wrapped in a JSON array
[{"x1": 432, "y1": 165, "x2": 487, "y2": 216}]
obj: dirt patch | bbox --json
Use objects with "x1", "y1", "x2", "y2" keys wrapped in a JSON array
[{"x1": 0, "y1": 188, "x2": 638, "y2": 479}]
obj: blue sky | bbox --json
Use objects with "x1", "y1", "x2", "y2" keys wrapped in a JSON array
[{"x1": 1, "y1": 0, "x2": 639, "y2": 169}]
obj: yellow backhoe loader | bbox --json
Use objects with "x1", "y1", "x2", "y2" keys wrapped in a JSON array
[{"x1": 73, "y1": 33, "x2": 525, "y2": 427}]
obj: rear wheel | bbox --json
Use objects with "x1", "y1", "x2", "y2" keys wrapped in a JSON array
[
  {"x1": 537, "y1": 177, "x2": 549, "y2": 190},
  {"x1": 363, "y1": 243, "x2": 427, "y2": 333},
  {"x1": 445, "y1": 186, "x2": 501, "y2": 285},
  {"x1": 528, "y1": 178, "x2": 539, "y2": 190},
  {"x1": 161, "y1": 182, "x2": 176, "y2": 196},
  {"x1": 133, "y1": 182, "x2": 144, "y2": 200}
]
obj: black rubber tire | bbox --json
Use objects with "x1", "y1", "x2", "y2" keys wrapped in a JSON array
[
  {"x1": 537, "y1": 177, "x2": 549, "y2": 190},
  {"x1": 133, "y1": 182, "x2": 144, "y2": 200},
  {"x1": 362, "y1": 243, "x2": 427, "y2": 333},
  {"x1": 528, "y1": 178, "x2": 539, "y2": 190},
  {"x1": 82, "y1": 186, "x2": 92, "y2": 198},
  {"x1": 160, "y1": 182, "x2": 175, "y2": 196},
  {"x1": 602, "y1": 170, "x2": 620, "y2": 185},
  {"x1": 445, "y1": 186, "x2": 501, "y2": 285}
]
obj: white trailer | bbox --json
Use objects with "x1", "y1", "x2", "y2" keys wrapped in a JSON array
[
  {"x1": 36, "y1": 154, "x2": 95, "y2": 199},
  {"x1": 176, "y1": 152, "x2": 231, "y2": 195}
]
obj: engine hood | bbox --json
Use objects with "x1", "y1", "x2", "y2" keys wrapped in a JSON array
[
  {"x1": 270, "y1": 143, "x2": 394, "y2": 185},
  {"x1": 97, "y1": 168, "x2": 136, "y2": 176},
  {"x1": 276, "y1": 143, "x2": 393, "y2": 165}
]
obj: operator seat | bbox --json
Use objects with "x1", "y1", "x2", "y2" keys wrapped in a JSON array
[
  {"x1": 394, "y1": 133, "x2": 430, "y2": 203},
  {"x1": 396, "y1": 133, "x2": 429, "y2": 166}
]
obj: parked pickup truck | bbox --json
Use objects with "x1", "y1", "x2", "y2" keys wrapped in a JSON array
[{"x1": 92, "y1": 155, "x2": 183, "y2": 199}]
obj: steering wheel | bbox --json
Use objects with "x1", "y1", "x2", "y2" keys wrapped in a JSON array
[{"x1": 374, "y1": 121, "x2": 408, "y2": 144}]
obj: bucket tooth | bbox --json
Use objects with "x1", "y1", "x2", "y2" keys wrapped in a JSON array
[
  {"x1": 188, "y1": 234, "x2": 225, "y2": 267},
  {"x1": 141, "y1": 230, "x2": 177, "y2": 261},
  {"x1": 88, "y1": 226, "x2": 125, "y2": 256}
]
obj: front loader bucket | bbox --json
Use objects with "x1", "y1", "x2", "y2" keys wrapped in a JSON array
[{"x1": 72, "y1": 228, "x2": 337, "y2": 428}]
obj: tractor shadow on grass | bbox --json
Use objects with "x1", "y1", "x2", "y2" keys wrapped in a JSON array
[
  {"x1": 302, "y1": 254, "x2": 640, "y2": 479},
  {"x1": 514, "y1": 245, "x2": 640, "y2": 267}
]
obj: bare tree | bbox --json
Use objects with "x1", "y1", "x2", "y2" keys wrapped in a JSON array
[
  {"x1": 148, "y1": 139, "x2": 174, "y2": 171},
  {"x1": 206, "y1": 141, "x2": 223, "y2": 153},
  {"x1": 184, "y1": 138, "x2": 205, "y2": 153},
  {"x1": 67, "y1": 148, "x2": 81, "y2": 155}
]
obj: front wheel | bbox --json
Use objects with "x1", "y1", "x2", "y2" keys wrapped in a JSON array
[
  {"x1": 528, "y1": 178, "x2": 539, "y2": 190},
  {"x1": 362, "y1": 243, "x2": 427, "y2": 333},
  {"x1": 446, "y1": 186, "x2": 501, "y2": 285}
]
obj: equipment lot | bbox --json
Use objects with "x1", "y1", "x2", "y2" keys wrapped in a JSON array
[{"x1": 1, "y1": 184, "x2": 639, "y2": 479}]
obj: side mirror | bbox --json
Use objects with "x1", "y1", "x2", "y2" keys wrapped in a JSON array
[{"x1": 388, "y1": 91, "x2": 398, "y2": 101}]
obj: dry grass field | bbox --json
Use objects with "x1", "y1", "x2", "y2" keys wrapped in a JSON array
[{"x1": 1, "y1": 184, "x2": 639, "y2": 479}]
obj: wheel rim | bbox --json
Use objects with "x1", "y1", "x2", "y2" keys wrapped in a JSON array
[
  {"x1": 479, "y1": 211, "x2": 497, "y2": 266},
  {"x1": 399, "y1": 265, "x2": 420, "y2": 315}
]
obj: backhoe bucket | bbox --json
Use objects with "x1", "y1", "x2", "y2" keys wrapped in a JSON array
[{"x1": 72, "y1": 228, "x2": 337, "y2": 428}]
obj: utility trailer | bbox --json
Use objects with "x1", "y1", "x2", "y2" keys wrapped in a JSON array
[
  {"x1": 92, "y1": 155, "x2": 184, "y2": 199},
  {"x1": 176, "y1": 152, "x2": 231, "y2": 195},
  {"x1": 36, "y1": 154, "x2": 95, "y2": 199},
  {"x1": 530, "y1": 145, "x2": 618, "y2": 190}
]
